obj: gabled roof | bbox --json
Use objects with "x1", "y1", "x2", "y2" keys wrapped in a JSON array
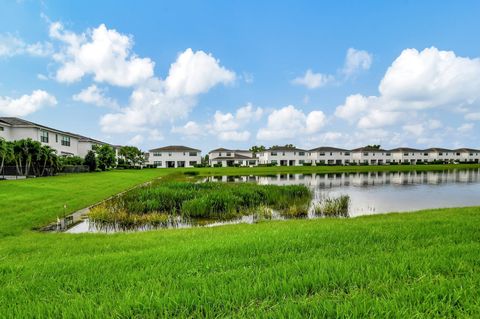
[
  {"x1": 453, "y1": 148, "x2": 480, "y2": 153},
  {"x1": 0, "y1": 117, "x2": 110, "y2": 145},
  {"x1": 267, "y1": 146, "x2": 306, "y2": 152},
  {"x1": 351, "y1": 146, "x2": 386, "y2": 152},
  {"x1": 149, "y1": 145, "x2": 201, "y2": 152},
  {"x1": 309, "y1": 146, "x2": 349, "y2": 152},
  {"x1": 423, "y1": 147, "x2": 453, "y2": 152},
  {"x1": 209, "y1": 148, "x2": 251, "y2": 153},
  {"x1": 388, "y1": 147, "x2": 423, "y2": 152}
]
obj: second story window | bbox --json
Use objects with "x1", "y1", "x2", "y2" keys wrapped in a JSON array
[
  {"x1": 0, "y1": 126, "x2": 4, "y2": 131},
  {"x1": 319, "y1": 152, "x2": 325, "y2": 156},
  {"x1": 403, "y1": 153, "x2": 408, "y2": 156},
  {"x1": 40, "y1": 130, "x2": 49, "y2": 143},
  {"x1": 226, "y1": 152, "x2": 231, "y2": 156},
  {"x1": 271, "y1": 152, "x2": 277, "y2": 156},
  {"x1": 153, "y1": 152, "x2": 162, "y2": 156},
  {"x1": 363, "y1": 152, "x2": 368, "y2": 156},
  {"x1": 344, "y1": 152, "x2": 350, "y2": 156},
  {"x1": 61, "y1": 135, "x2": 70, "y2": 146},
  {"x1": 189, "y1": 152, "x2": 197, "y2": 156},
  {"x1": 299, "y1": 152, "x2": 305, "y2": 156}
]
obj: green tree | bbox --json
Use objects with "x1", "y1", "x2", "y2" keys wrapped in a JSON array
[
  {"x1": 39, "y1": 145, "x2": 57, "y2": 176},
  {"x1": 119, "y1": 146, "x2": 144, "y2": 167},
  {"x1": 84, "y1": 150, "x2": 97, "y2": 172},
  {"x1": 94, "y1": 145, "x2": 116, "y2": 171},
  {"x1": 0, "y1": 138, "x2": 13, "y2": 174},
  {"x1": 249, "y1": 145, "x2": 266, "y2": 155},
  {"x1": 366, "y1": 144, "x2": 381, "y2": 149}
]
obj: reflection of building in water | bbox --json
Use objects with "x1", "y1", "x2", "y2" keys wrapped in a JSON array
[{"x1": 209, "y1": 169, "x2": 480, "y2": 189}]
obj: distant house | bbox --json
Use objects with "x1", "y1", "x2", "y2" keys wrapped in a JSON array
[
  {"x1": 208, "y1": 148, "x2": 258, "y2": 167},
  {"x1": 351, "y1": 146, "x2": 390, "y2": 165},
  {"x1": 424, "y1": 148, "x2": 456, "y2": 163},
  {"x1": 310, "y1": 147, "x2": 351, "y2": 165},
  {"x1": 0, "y1": 117, "x2": 111, "y2": 157},
  {"x1": 453, "y1": 148, "x2": 480, "y2": 163},
  {"x1": 148, "y1": 145, "x2": 201, "y2": 168},
  {"x1": 257, "y1": 146, "x2": 308, "y2": 166},
  {"x1": 389, "y1": 147, "x2": 427, "y2": 164}
]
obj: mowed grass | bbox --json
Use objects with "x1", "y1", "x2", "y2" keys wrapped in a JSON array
[{"x1": 0, "y1": 167, "x2": 479, "y2": 317}]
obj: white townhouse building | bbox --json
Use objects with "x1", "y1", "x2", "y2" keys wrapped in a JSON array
[
  {"x1": 424, "y1": 148, "x2": 457, "y2": 163},
  {"x1": 208, "y1": 148, "x2": 258, "y2": 167},
  {"x1": 257, "y1": 146, "x2": 308, "y2": 166},
  {"x1": 309, "y1": 147, "x2": 351, "y2": 165},
  {"x1": 148, "y1": 145, "x2": 201, "y2": 168},
  {"x1": 389, "y1": 147, "x2": 429, "y2": 164},
  {"x1": 453, "y1": 148, "x2": 480, "y2": 163},
  {"x1": 0, "y1": 117, "x2": 111, "y2": 157},
  {"x1": 351, "y1": 147, "x2": 391, "y2": 165}
]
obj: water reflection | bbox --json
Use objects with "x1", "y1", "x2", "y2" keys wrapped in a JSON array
[{"x1": 207, "y1": 169, "x2": 480, "y2": 217}]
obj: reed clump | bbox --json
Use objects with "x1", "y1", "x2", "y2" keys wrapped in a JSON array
[
  {"x1": 314, "y1": 195, "x2": 350, "y2": 217},
  {"x1": 88, "y1": 181, "x2": 312, "y2": 229}
]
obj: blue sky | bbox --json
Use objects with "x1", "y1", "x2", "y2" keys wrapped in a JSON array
[{"x1": 1, "y1": 0, "x2": 480, "y2": 151}]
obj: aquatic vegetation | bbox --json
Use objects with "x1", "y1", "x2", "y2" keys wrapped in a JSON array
[
  {"x1": 314, "y1": 195, "x2": 350, "y2": 217},
  {"x1": 88, "y1": 181, "x2": 312, "y2": 228}
]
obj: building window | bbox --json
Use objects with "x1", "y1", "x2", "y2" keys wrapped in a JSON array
[
  {"x1": 344, "y1": 152, "x2": 350, "y2": 156},
  {"x1": 61, "y1": 135, "x2": 70, "y2": 146},
  {"x1": 189, "y1": 152, "x2": 197, "y2": 156},
  {"x1": 271, "y1": 160, "x2": 277, "y2": 165},
  {"x1": 363, "y1": 152, "x2": 368, "y2": 156},
  {"x1": 154, "y1": 161, "x2": 162, "y2": 166},
  {"x1": 219, "y1": 152, "x2": 222, "y2": 156},
  {"x1": 299, "y1": 160, "x2": 305, "y2": 164},
  {"x1": 226, "y1": 152, "x2": 231, "y2": 156},
  {"x1": 55, "y1": 134, "x2": 58, "y2": 143},
  {"x1": 168, "y1": 153, "x2": 172, "y2": 156},
  {"x1": 403, "y1": 153, "x2": 409, "y2": 156},
  {"x1": 0, "y1": 126, "x2": 4, "y2": 131},
  {"x1": 299, "y1": 152, "x2": 305, "y2": 156},
  {"x1": 319, "y1": 152, "x2": 325, "y2": 156},
  {"x1": 153, "y1": 152, "x2": 162, "y2": 156},
  {"x1": 386, "y1": 153, "x2": 391, "y2": 156},
  {"x1": 439, "y1": 152, "x2": 443, "y2": 156},
  {"x1": 456, "y1": 153, "x2": 461, "y2": 156},
  {"x1": 424, "y1": 153, "x2": 428, "y2": 156},
  {"x1": 271, "y1": 152, "x2": 277, "y2": 156},
  {"x1": 189, "y1": 161, "x2": 197, "y2": 166},
  {"x1": 40, "y1": 130, "x2": 49, "y2": 143}
]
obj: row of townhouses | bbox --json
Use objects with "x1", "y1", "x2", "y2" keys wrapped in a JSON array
[
  {"x1": 0, "y1": 117, "x2": 114, "y2": 157},
  {"x1": 3, "y1": 117, "x2": 478, "y2": 168},
  {"x1": 147, "y1": 145, "x2": 480, "y2": 168}
]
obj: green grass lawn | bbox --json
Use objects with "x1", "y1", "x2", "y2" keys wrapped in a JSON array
[{"x1": 1, "y1": 168, "x2": 479, "y2": 317}]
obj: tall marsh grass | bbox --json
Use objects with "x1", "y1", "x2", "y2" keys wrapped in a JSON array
[
  {"x1": 314, "y1": 195, "x2": 350, "y2": 217},
  {"x1": 88, "y1": 181, "x2": 312, "y2": 229}
]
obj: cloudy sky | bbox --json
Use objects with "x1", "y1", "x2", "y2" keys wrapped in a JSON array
[{"x1": 1, "y1": 1, "x2": 480, "y2": 151}]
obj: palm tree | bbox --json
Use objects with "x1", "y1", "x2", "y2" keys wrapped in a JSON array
[
  {"x1": 0, "y1": 138, "x2": 13, "y2": 175},
  {"x1": 40, "y1": 145, "x2": 57, "y2": 176}
]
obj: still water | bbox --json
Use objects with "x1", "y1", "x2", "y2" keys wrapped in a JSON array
[
  {"x1": 208, "y1": 168, "x2": 480, "y2": 217},
  {"x1": 67, "y1": 168, "x2": 480, "y2": 233}
]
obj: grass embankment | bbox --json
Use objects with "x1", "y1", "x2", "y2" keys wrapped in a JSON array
[
  {"x1": 189, "y1": 163, "x2": 480, "y2": 176},
  {"x1": 90, "y1": 181, "x2": 311, "y2": 229},
  {"x1": 0, "y1": 168, "x2": 479, "y2": 317}
]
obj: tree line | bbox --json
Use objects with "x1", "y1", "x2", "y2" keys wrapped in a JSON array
[{"x1": 0, "y1": 137, "x2": 145, "y2": 177}]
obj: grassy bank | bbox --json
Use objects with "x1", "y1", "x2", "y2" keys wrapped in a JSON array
[
  {"x1": 187, "y1": 163, "x2": 480, "y2": 176},
  {"x1": 0, "y1": 168, "x2": 479, "y2": 317}
]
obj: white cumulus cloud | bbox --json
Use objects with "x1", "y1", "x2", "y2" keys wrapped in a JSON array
[
  {"x1": 50, "y1": 22, "x2": 154, "y2": 87},
  {"x1": 335, "y1": 47, "x2": 480, "y2": 130},
  {"x1": 342, "y1": 48, "x2": 373, "y2": 77},
  {"x1": 0, "y1": 90, "x2": 57, "y2": 116},
  {"x1": 257, "y1": 105, "x2": 326, "y2": 140},
  {"x1": 291, "y1": 69, "x2": 333, "y2": 89},
  {"x1": 0, "y1": 33, "x2": 53, "y2": 58},
  {"x1": 73, "y1": 85, "x2": 118, "y2": 108}
]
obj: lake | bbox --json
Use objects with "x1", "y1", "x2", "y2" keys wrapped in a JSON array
[
  {"x1": 207, "y1": 168, "x2": 480, "y2": 217},
  {"x1": 67, "y1": 168, "x2": 480, "y2": 233}
]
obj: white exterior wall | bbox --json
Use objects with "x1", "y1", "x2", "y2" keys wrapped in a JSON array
[
  {"x1": 352, "y1": 151, "x2": 389, "y2": 165},
  {"x1": 310, "y1": 151, "x2": 352, "y2": 165},
  {"x1": 0, "y1": 124, "x2": 12, "y2": 140},
  {"x1": 5, "y1": 126, "x2": 80, "y2": 156},
  {"x1": 455, "y1": 150, "x2": 480, "y2": 162},
  {"x1": 149, "y1": 151, "x2": 201, "y2": 168},
  {"x1": 391, "y1": 151, "x2": 429, "y2": 163},
  {"x1": 258, "y1": 150, "x2": 308, "y2": 166}
]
